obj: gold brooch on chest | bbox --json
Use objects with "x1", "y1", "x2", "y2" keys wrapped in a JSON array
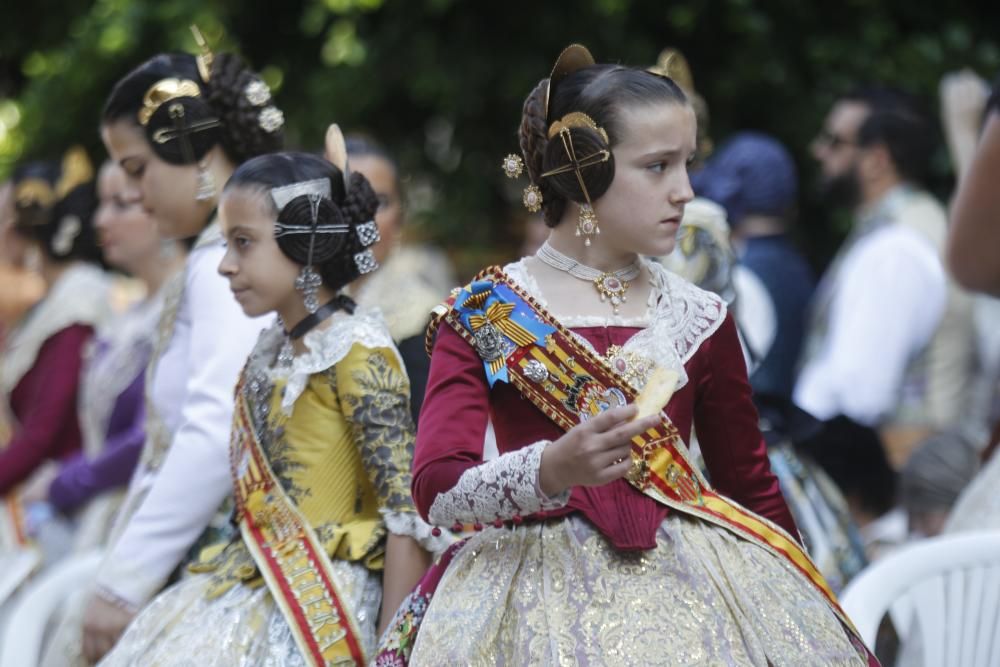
[{"x1": 605, "y1": 345, "x2": 654, "y2": 388}]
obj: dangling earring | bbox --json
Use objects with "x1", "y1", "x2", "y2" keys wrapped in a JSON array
[
  {"x1": 275, "y1": 315, "x2": 294, "y2": 367},
  {"x1": 195, "y1": 161, "x2": 215, "y2": 202},
  {"x1": 295, "y1": 265, "x2": 322, "y2": 313},
  {"x1": 576, "y1": 204, "x2": 600, "y2": 246}
]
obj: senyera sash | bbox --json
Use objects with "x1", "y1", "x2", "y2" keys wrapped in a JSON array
[
  {"x1": 434, "y1": 266, "x2": 876, "y2": 663},
  {"x1": 230, "y1": 376, "x2": 366, "y2": 666}
]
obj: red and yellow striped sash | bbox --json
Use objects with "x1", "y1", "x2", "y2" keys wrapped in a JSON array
[
  {"x1": 231, "y1": 379, "x2": 366, "y2": 666},
  {"x1": 438, "y1": 266, "x2": 871, "y2": 658}
]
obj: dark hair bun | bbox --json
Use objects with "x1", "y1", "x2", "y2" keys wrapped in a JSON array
[
  {"x1": 275, "y1": 191, "x2": 348, "y2": 266},
  {"x1": 144, "y1": 95, "x2": 221, "y2": 165},
  {"x1": 518, "y1": 62, "x2": 687, "y2": 228},
  {"x1": 226, "y1": 152, "x2": 381, "y2": 293},
  {"x1": 541, "y1": 126, "x2": 615, "y2": 204},
  {"x1": 204, "y1": 53, "x2": 284, "y2": 164}
]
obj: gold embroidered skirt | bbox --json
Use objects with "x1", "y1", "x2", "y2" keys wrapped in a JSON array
[
  {"x1": 408, "y1": 513, "x2": 866, "y2": 667},
  {"x1": 97, "y1": 560, "x2": 381, "y2": 666}
]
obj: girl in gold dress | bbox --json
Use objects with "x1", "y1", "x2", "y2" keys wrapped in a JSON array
[{"x1": 100, "y1": 146, "x2": 444, "y2": 666}]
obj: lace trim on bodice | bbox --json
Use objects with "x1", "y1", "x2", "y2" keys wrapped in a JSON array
[
  {"x1": 382, "y1": 509, "x2": 456, "y2": 555},
  {"x1": 246, "y1": 306, "x2": 400, "y2": 415},
  {"x1": 427, "y1": 440, "x2": 570, "y2": 526},
  {"x1": 503, "y1": 258, "x2": 726, "y2": 391}
]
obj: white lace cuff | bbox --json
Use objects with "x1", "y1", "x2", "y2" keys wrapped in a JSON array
[
  {"x1": 427, "y1": 440, "x2": 570, "y2": 526},
  {"x1": 381, "y1": 509, "x2": 455, "y2": 556}
]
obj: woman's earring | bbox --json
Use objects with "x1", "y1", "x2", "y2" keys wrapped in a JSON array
[
  {"x1": 295, "y1": 265, "x2": 322, "y2": 313},
  {"x1": 576, "y1": 204, "x2": 600, "y2": 246},
  {"x1": 195, "y1": 161, "x2": 215, "y2": 202}
]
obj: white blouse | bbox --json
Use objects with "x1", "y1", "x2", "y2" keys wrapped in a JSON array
[{"x1": 95, "y1": 227, "x2": 270, "y2": 607}]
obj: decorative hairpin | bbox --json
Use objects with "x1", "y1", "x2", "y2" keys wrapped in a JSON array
[
  {"x1": 190, "y1": 25, "x2": 214, "y2": 83},
  {"x1": 258, "y1": 107, "x2": 284, "y2": 133},
  {"x1": 14, "y1": 147, "x2": 93, "y2": 211},
  {"x1": 354, "y1": 249, "x2": 378, "y2": 274},
  {"x1": 138, "y1": 78, "x2": 202, "y2": 126},
  {"x1": 270, "y1": 178, "x2": 330, "y2": 210},
  {"x1": 501, "y1": 153, "x2": 544, "y2": 214},
  {"x1": 244, "y1": 79, "x2": 272, "y2": 106},
  {"x1": 355, "y1": 220, "x2": 380, "y2": 247},
  {"x1": 271, "y1": 178, "x2": 339, "y2": 314},
  {"x1": 540, "y1": 112, "x2": 611, "y2": 246},
  {"x1": 544, "y1": 44, "x2": 595, "y2": 122}
]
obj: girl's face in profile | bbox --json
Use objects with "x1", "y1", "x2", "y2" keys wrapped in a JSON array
[
  {"x1": 94, "y1": 162, "x2": 162, "y2": 273},
  {"x1": 591, "y1": 102, "x2": 697, "y2": 258},
  {"x1": 218, "y1": 187, "x2": 301, "y2": 318},
  {"x1": 101, "y1": 119, "x2": 214, "y2": 241}
]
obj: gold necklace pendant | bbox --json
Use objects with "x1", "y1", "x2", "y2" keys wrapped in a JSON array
[{"x1": 594, "y1": 273, "x2": 630, "y2": 314}]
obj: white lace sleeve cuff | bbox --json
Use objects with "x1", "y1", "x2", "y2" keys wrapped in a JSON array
[
  {"x1": 381, "y1": 509, "x2": 456, "y2": 556},
  {"x1": 427, "y1": 440, "x2": 571, "y2": 526}
]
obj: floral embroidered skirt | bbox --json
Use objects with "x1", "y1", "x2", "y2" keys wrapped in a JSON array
[
  {"x1": 378, "y1": 513, "x2": 868, "y2": 667},
  {"x1": 97, "y1": 560, "x2": 381, "y2": 666}
]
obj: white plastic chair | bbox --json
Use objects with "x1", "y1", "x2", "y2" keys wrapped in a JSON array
[
  {"x1": 0, "y1": 550, "x2": 102, "y2": 667},
  {"x1": 840, "y1": 531, "x2": 1000, "y2": 667}
]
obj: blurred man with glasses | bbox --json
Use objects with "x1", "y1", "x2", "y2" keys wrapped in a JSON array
[{"x1": 795, "y1": 88, "x2": 975, "y2": 471}]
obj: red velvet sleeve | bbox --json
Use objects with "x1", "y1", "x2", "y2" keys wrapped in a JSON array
[
  {"x1": 411, "y1": 323, "x2": 491, "y2": 521},
  {"x1": 693, "y1": 314, "x2": 799, "y2": 539},
  {"x1": 0, "y1": 324, "x2": 91, "y2": 494}
]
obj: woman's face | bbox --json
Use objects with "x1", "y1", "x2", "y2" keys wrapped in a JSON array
[
  {"x1": 101, "y1": 119, "x2": 213, "y2": 240},
  {"x1": 94, "y1": 162, "x2": 162, "y2": 272},
  {"x1": 349, "y1": 154, "x2": 403, "y2": 265},
  {"x1": 218, "y1": 186, "x2": 301, "y2": 319},
  {"x1": 591, "y1": 102, "x2": 697, "y2": 258}
]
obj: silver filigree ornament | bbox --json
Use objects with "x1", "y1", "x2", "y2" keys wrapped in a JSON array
[
  {"x1": 258, "y1": 106, "x2": 284, "y2": 133},
  {"x1": 354, "y1": 249, "x2": 378, "y2": 275},
  {"x1": 472, "y1": 323, "x2": 507, "y2": 363},
  {"x1": 244, "y1": 79, "x2": 272, "y2": 106},
  {"x1": 523, "y1": 359, "x2": 549, "y2": 383},
  {"x1": 356, "y1": 220, "x2": 380, "y2": 247}
]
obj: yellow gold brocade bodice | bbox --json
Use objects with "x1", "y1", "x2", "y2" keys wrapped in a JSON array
[{"x1": 191, "y1": 316, "x2": 418, "y2": 598}]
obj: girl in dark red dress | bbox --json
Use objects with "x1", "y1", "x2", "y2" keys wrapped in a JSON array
[{"x1": 376, "y1": 45, "x2": 875, "y2": 667}]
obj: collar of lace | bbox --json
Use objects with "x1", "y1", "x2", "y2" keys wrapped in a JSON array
[
  {"x1": 503, "y1": 257, "x2": 727, "y2": 392},
  {"x1": 246, "y1": 305, "x2": 399, "y2": 415}
]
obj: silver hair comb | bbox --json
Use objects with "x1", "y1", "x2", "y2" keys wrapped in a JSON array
[{"x1": 270, "y1": 178, "x2": 331, "y2": 211}]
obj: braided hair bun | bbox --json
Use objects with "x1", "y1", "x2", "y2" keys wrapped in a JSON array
[
  {"x1": 104, "y1": 52, "x2": 284, "y2": 166},
  {"x1": 226, "y1": 152, "x2": 381, "y2": 293},
  {"x1": 203, "y1": 53, "x2": 284, "y2": 164},
  {"x1": 518, "y1": 62, "x2": 688, "y2": 228}
]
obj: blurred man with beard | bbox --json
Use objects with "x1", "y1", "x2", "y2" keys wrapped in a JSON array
[{"x1": 795, "y1": 88, "x2": 975, "y2": 468}]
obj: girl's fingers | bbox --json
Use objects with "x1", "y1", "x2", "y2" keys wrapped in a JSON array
[
  {"x1": 598, "y1": 457, "x2": 634, "y2": 483},
  {"x1": 583, "y1": 405, "x2": 638, "y2": 434},
  {"x1": 600, "y1": 414, "x2": 659, "y2": 448}
]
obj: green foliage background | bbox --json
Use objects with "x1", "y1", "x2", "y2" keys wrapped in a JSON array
[{"x1": 2, "y1": 0, "x2": 997, "y2": 273}]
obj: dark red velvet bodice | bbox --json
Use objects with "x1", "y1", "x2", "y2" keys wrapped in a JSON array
[{"x1": 412, "y1": 314, "x2": 797, "y2": 550}]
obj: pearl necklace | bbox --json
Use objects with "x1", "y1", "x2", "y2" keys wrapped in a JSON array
[{"x1": 536, "y1": 242, "x2": 641, "y2": 314}]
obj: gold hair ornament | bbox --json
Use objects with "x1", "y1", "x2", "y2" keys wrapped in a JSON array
[
  {"x1": 544, "y1": 44, "x2": 595, "y2": 122},
  {"x1": 138, "y1": 78, "x2": 202, "y2": 126},
  {"x1": 540, "y1": 113, "x2": 610, "y2": 246},
  {"x1": 500, "y1": 153, "x2": 544, "y2": 214},
  {"x1": 13, "y1": 146, "x2": 93, "y2": 213},
  {"x1": 190, "y1": 25, "x2": 214, "y2": 83}
]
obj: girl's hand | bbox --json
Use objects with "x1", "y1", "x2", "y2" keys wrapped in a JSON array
[
  {"x1": 81, "y1": 592, "x2": 136, "y2": 662},
  {"x1": 538, "y1": 405, "x2": 659, "y2": 496}
]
